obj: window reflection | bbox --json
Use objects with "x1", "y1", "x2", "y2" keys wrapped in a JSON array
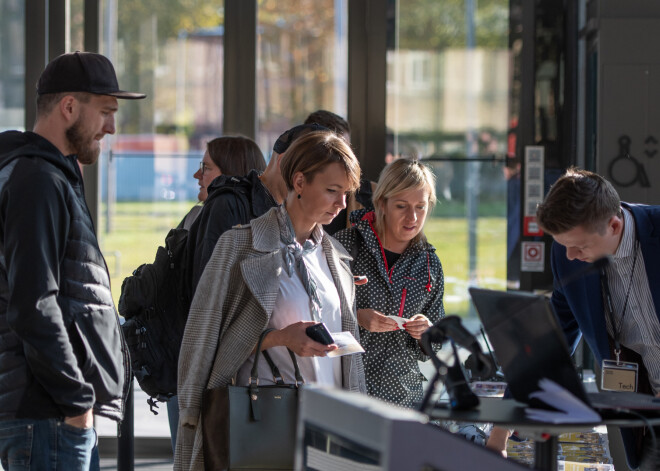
[
  {"x1": 0, "y1": 0, "x2": 25, "y2": 131},
  {"x1": 97, "y1": 0, "x2": 226, "y2": 304},
  {"x1": 389, "y1": 0, "x2": 510, "y2": 316},
  {"x1": 256, "y1": 0, "x2": 348, "y2": 156}
]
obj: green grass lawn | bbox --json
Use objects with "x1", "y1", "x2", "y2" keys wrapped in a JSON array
[
  {"x1": 98, "y1": 201, "x2": 195, "y2": 304},
  {"x1": 425, "y1": 216, "x2": 506, "y2": 316},
  {"x1": 99, "y1": 201, "x2": 507, "y2": 317}
]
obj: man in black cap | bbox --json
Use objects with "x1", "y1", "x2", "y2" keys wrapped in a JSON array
[{"x1": 0, "y1": 51, "x2": 145, "y2": 470}]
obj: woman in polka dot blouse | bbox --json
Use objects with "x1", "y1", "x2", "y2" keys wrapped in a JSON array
[{"x1": 334, "y1": 158, "x2": 445, "y2": 408}]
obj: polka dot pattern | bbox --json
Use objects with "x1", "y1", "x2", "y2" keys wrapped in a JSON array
[{"x1": 334, "y1": 209, "x2": 445, "y2": 408}]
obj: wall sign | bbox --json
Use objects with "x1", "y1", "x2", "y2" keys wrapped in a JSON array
[
  {"x1": 521, "y1": 241, "x2": 545, "y2": 272},
  {"x1": 524, "y1": 146, "x2": 544, "y2": 217}
]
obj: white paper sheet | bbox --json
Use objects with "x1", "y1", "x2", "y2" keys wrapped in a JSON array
[
  {"x1": 326, "y1": 331, "x2": 365, "y2": 358},
  {"x1": 385, "y1": 315, "x2": 408, "y2": 329}
]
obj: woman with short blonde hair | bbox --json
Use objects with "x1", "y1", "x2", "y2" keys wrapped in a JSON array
[{"x1": 335, "y1": 158, "x2": 444, "y2": 408}]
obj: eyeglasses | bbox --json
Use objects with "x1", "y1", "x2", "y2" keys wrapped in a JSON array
[{"x1": 199, "y1": 161, "x2": 207, "y2": 174}]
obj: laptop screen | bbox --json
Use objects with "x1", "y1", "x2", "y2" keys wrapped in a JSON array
[{"x1": 468, "y1": 287, "x2": 589, "y2": 406}]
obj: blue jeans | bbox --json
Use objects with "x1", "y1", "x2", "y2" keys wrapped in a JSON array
[{"x1": 0, "y1": 418, "x2": 96, "y2": 470}]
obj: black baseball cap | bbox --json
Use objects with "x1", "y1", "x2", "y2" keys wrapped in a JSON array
[
  {"x1": 272, "y1": 123, "x2": 329, "y2": 154},
  {"x1": 37, "y1": 51, "x2": 146, "y2": 99}
]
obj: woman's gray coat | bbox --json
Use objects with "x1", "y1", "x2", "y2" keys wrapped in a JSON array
[{"x1": 174, "y1": 207, "x2": 366, "y2": 470}]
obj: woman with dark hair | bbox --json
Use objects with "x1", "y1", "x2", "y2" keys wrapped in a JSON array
[
  {"x1": 192, "y1": 135, "x2": 265, "y2": 205},
  {"x1": 334, "y1": 158, "x2": 445, "y2": 408},
  {"x1": 175, "y1": 131, "x2": 366, "y2": 470}
]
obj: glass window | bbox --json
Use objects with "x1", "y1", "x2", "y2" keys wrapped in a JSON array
[
  {"x1": 97, "y1": 0, "x2": 226, "y2": 303},
  {"x1": 389, "y1": 0, "x2": 510, "y2": 317},
  {"x1": 96, "y1": 0, "x2": 226, "y2": 439},
  {"x1": 0, "y1": 0, "x2": 25, "y2": 131},
  {"x1": 71, "y1": 0, "x2": 85, "y2": 52},
  {"x1": 256, "y1": 0, "x2": 348, "y2": 156}
]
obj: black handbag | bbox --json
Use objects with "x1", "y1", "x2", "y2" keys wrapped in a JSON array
[{"x1": 202, "y1": 329, "x2": 304, "y2": 470}]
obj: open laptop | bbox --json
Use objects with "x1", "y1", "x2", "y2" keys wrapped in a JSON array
[{"x1": 468, "y1": 287, "x2": 660, "y2": 413}]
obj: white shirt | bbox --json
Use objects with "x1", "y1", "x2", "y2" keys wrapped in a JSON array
[
  {"x1": 604, "y1": 207, "x2": 660, "y2": 394},
  {"x1": 237, "y1": 239, "x2": 342, "y2": 387}
]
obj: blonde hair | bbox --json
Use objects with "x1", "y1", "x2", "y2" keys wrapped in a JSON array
[
  {"x1": 373, "y1": 158, "x2": 437, "y2": 244},
  {"x1": 280, "y1": 131, "x2": 361, "y2": 193}
]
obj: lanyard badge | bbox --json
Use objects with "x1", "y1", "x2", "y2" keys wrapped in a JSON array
[
  {"x1": 599, "y1": 242, "x2": 640, "y2": 392},
  {"x1": 601, "y1": 359, "x2": 638, "y2": 392}
]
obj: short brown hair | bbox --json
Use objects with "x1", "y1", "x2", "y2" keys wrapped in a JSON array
[
  {"x1": 373, "y1": 158, "x2": 437, "y2": 244},
  {"x1": 206, "y1": 136, "x2": 266, "y2": 176},
  {"x1": 536, "y1": 167, "x2": 621, "y2": 235},
  {"x1": 279, "y1": 131, "x2": 361, "y2": 193},
  {"x1": 36, "y1": 91, "x2": 91, "y2": 117}
]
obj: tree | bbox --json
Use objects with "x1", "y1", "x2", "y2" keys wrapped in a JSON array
[
  {"x1": 113, "y1": 0, "x2": 223, "y2": 133},
  {"x1": 397, "y1": 0, "x2": 508, "y2": 50}
]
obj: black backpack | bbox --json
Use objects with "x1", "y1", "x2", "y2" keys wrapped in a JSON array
[{"x1": 118, "y1": 227, "x2": 190, "y2": 414}]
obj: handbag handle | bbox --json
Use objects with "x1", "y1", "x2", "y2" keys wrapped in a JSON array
[
  {"x1": 250, "y1": 328, "x2": 305, "y2": 386},
  {"x1": 247, "y1": 328, "x2": 304, "y2": 422},
  {"x1": 262, "y1": 350, "x2": 304, "y2": 386}
]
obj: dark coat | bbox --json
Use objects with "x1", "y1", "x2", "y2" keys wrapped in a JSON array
[
  {"x1": 185, "y1": 170, "x2": 278, "y2": 292},
  {"x1": 550, "y1": 202, "x2": 660, "y2": 468},
  {"x1": 334, "y1": 209, "x2": 445, "y2": 407},
  {"x1": 0, "y1": 130, "x2": 129, "y2": 422}
]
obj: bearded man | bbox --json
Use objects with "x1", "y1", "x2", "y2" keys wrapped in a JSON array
[{"x1": 0, "y1": 51, "x2": 144, "y2": 470}]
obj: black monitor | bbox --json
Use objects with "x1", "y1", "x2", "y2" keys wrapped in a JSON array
[{"x1": 468, "y1": 287, "x2": 589, "y2": 406}]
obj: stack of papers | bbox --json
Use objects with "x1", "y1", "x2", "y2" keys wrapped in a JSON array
[{"x1": 525, "y1": 378, "x2": 601, "y2": 424}]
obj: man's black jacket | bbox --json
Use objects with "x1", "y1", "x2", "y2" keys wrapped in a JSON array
[
  {"x1": 186, "y1": 169, "x2": 278, "y2": 293},
  {"x1": 0, "y1": 130, "x2": 130, "y2": 422}
]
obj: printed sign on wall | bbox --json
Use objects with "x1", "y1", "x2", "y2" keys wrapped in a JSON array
[
  {"x1": 521, "y1": 241, "x2": 545, "y2": 272},
  {"x1": 524, "y1": 146, "x2": 545, "y2": 218}
]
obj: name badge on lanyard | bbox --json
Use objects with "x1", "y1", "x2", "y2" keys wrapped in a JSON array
[
  {"x1": 599, "y1": 240, "x2": 641, "y2": 393},
  {"x1": 601, "y1": 359, "x2": 638, "y2": 392}
]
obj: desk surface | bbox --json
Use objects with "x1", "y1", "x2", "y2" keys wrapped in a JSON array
[{"x1": 429, "y1": 397, "x2": 660, "y2": 435}]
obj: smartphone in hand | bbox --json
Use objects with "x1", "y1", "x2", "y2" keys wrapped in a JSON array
[{"x1": 305, "y1": 322, "x2": 334, "y2": 345}]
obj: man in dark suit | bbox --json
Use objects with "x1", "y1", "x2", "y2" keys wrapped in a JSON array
[
  {"x1": 488, "y1": 167, "x2": 660, "y2": 469},
  {"x1": 537, "y1": 167, "x2": 660, "y2": 469}
]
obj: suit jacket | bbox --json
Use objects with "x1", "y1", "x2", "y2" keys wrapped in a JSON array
[
  {"x1": 550, "y1": 202, "x2": 660, "y2": 468},
  {"x1": 174, "y1": 207, "x2": 366, "y2": 471},
  {"x1": 550, "y1": 202, "x2": 660, "y2": 363}
]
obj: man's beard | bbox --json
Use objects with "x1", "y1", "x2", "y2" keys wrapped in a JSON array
[{"x1": 65, "y1": 115, "x2": 99, "y2": 165}]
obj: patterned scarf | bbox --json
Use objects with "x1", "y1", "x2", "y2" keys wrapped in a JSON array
[{"x1": 276, "y1": 204, "x2": 324, "y2": 322}]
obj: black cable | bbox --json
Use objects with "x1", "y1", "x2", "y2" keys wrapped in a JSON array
[{"x1": 612, "y1": 407, "x2": 658, "y2": 467}]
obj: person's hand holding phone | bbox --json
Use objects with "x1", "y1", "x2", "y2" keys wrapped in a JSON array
[{"x1": 264, "y1": 321, "x2": 337, "y2": 357}]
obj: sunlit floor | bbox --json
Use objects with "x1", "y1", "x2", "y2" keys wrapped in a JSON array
[{"x1": 99, "y1": 458, "x2": 173, "y2": 470}]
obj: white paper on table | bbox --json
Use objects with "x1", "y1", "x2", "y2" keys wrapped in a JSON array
[
  {"x1": 326, "y1": 331, "x2": 365, "y2": 358},
  {"x1": 525, "y1": 378, "x2": 601, "y2": 424},
  {"x1": 385, "y1": 315, "x2": 408, "y2": 329}
]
